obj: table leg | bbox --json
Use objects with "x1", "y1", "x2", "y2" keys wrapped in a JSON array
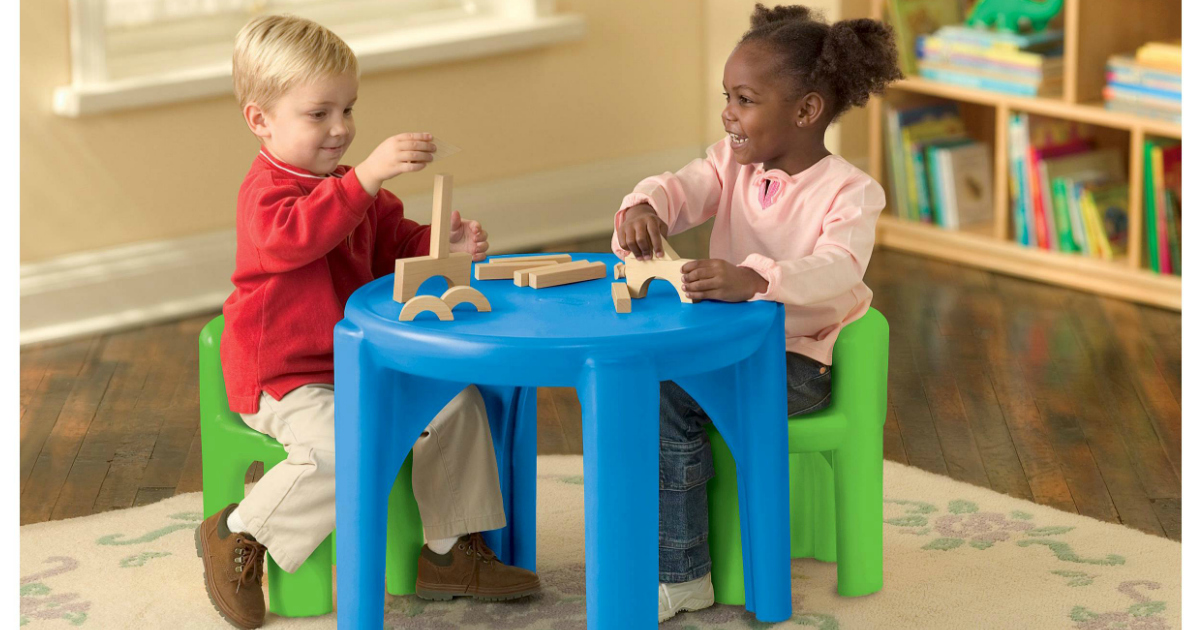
[
  {"x1": 334, "y1": 322, "x2": 397, "y2": 629},
  {"x1": 510, "y1": 386, "x2": 539, "y2": 572},
  {"x1": 675, "y1": 313, "x2": 791, "y2": 622},
  {"x1": 577, "y1": 358, "x2": 659, "y2": 628}
]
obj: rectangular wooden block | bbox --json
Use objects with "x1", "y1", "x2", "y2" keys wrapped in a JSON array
[
  {"x1": 515, "y1": 260, "x2": 594, "y2": 287},
  {"x1": 486, "y1": 254, "x2": 573, "y2": 265},
  {"x1": 474, "y1": 260, "x2": 560, "y2": 280},
  {"x1": 529, "y1": 261, "x2": 607, "y2": 289},
  {"x1": 612, "y1": 283, "x2": 631, "y2": 313}
]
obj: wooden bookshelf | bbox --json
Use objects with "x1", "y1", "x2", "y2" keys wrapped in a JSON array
[{"x1": 867, "y1": 0, "x2": 1181, "y2": 310}]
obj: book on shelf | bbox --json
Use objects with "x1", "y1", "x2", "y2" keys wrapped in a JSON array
[
  {"x1": 918, "y1": 36, "x2": 1063, "y2": 73},
  {"x1": 929, "y1": 141, "x2": 993, "y2": 230},
  {"x1": 884, "y1": 102, "x2": 966, "y2": 222},
  {"x1": 885, "y1": 0, "x2": 965, "y2": 77},
  {"x1": 1007, "y1": 112, "x2": 1126, "y2": 255},
  {"x1": 1135, "y1": 40, "x2": 1181, "y2": 71},
  {"x1": 1143, "y1": 139, "x2": 1182, "y2": 275},
  {"x1": 932, "y1": 24, "x2": 1063, "y2": 53},
  {"x1": 1104, "y1": 45, "x2": 1181, "y2": 124},
  {"x1": 917, "y1": 25, "x2": 1063, "y2": 97}
]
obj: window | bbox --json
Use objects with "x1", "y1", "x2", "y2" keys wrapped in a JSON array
[{"x1": 55, "y1": 0, "x2": 584, "y2": 116}]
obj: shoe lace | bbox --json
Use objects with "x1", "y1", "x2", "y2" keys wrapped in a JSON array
[
  {"x1": 461, "y1": 533, "x2": 497, "y2": 593},
  {"x1": 465, "y1": 533, "x2": 496, "y2": 564},
  {"x1": 231, "y1": 537, "x2": 267, "y2": 593}
]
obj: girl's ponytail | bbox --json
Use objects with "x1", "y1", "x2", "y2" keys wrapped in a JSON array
[{"x1": 740, "y1": 5, "x2": 902, "y2": 120}]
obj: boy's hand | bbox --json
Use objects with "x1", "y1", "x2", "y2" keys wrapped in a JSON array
[
  {"x1": 447, "y1": 211, "x2": 489, "y2": 261},
  {"x1": 355, "y1": 132, "x2": 436, "y2": 196},
  {"x1": 680, "y1": 259, "x2": 767, "y2": 302},
  {"x1": 616, "y1": 203, "x2": 668, "y2": 261}
]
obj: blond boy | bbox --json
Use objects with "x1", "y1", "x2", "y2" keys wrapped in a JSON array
[{"x1": 195, "y1": 15, "x2": 539, "y2": 628}]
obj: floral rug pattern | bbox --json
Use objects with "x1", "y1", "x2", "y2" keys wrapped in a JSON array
[{"x1": 20, "y1": 457, "x2": 1180, "y2": 629}]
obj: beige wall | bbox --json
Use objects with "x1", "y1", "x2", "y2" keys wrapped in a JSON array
[
  {"x1": 21, "y1": 0, "x2": 870, "y2": 264},
  {"x1": 20, "y1": 0, "x2": 707, "y2": 263}
]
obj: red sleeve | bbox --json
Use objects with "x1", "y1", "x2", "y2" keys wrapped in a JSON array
[
  {"x1": 249, "y1": 170, "x2": 375, "y2": 273},
  {"x1": 372, "y1": 187, "x2": 432, "y2": 279}
]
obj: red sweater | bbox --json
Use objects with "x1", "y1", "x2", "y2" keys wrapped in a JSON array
[{"x1": 222, "y1": 149, "x2": 431, "y2": 413}]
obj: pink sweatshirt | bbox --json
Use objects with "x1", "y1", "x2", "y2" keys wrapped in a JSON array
[{"x1": 611, "y1": 137, "x2": 886, "y2": 365}]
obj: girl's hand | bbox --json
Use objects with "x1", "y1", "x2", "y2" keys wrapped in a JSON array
[
  {"x1": 447, "y1": 211, "x2": 489, "y2": 261},
  {"x1": 617, "y1": 203, "x2": 669, "y2": 261},
  {"x1": 680, "y1": 259, "x2": 768, "y2": 302}
]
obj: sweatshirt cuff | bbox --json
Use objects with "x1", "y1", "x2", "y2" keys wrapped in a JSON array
[
  {"x1": 613, "y1": 192, "x2": 660, "y2": 257},
  {"x1": 740, "y1": 253, "x2": 781, "y2": 302},
  {"x1": 340, "y1": 167, "x2": 377, "y2": 212}
]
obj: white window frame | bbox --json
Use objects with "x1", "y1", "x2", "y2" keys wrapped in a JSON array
[{"x1": 53, "y1": 0, "x2": 585, "y2": 117}]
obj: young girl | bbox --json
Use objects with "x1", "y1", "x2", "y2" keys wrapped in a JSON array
[{"x1": 611, "y1": 4, "x2": 901, "y2": 622}]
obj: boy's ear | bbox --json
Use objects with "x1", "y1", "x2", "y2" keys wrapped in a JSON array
[
  {"x1": 795, "y1": 92, "x2": 826, "y2": 128},
  {"x1": 243, "y1": 102, "x2": 270, "y2": 140}
]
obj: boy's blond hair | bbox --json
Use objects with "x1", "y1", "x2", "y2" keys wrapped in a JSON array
[{"x1": 233, "y1": 14, "x2": 358, "y2": 112}]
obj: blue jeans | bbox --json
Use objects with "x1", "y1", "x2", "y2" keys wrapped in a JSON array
[{"x1": 658, "y1": 351, "x2": 832, "y2": 583}]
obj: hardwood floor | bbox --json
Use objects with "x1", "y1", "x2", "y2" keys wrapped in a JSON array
[{"x1": 19, "y1": 241, "x2": 1182, "y2": 541}]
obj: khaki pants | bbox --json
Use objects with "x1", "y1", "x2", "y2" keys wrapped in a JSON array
[{"x1": 235, "y1": 384, "x2": 507, "y2": 573}]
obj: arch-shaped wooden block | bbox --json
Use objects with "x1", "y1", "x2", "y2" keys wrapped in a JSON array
[
  {"x1": 398, "y1": 295, "x2": 453, "y2": 322},
  {"x1": 441, "y1": 286, "x2": 491, "y2": 313},
  {"x1": 624, "y1": 258, "x2": 693, "y2": 303}
]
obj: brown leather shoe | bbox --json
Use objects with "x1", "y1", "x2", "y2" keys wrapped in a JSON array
[
  {"x1": 194, "y1": 503, "x2": 267, "y2": 629},
  {"x1": 416, "y1": 533, "x2": 541, "y2": 601}
]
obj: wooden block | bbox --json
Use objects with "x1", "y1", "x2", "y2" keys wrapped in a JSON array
[
  {"x1": 429, "y1": 174, "x2": 453, "y2": 259},
  {"x1": 394, "y1": 252, "x2": 471, "y2": 303},
  {"x1": 623, "y1": 256, "x2": 693, "y2": 303},
  {"x1": 529, "y1": 261, "x2": 607, "y2": 289},
  {"x1": 612, "y1": 283, "x2": 631, "y2": 313},
  {"x1": 486, "y1": 254, "x2": 573, "y2": 265},
  {"x1": 515, "y1": 260, "x2": 593, "y2": 287},
  {"x1": 659, "y1": 238, "x2": 681, "y2": 261},
  {"x1": 399, "y1": 295, "x2": 453, "y2": 322},
  {"x1": 441, "y1": 286, "x2": 491, "y2": 313},
  {"x1": 475, "y1": 259, "x2": 560, "y2": 280},
  {"x1": 613, "y1": 263, "x2": 625, "y2": 280}
]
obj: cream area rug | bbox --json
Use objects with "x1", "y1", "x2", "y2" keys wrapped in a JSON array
[{"x1": 21, "y1": 456, "x2": 1181, "y2": 629}]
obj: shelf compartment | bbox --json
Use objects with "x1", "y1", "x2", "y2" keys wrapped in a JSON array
[{"x1": 875, "y1": 215, "x2": 1180, "y2": 309}]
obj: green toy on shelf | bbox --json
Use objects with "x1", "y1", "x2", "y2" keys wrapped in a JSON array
[{"x1": 966, "y1": 0, "x2": 1063, "y2": 33}]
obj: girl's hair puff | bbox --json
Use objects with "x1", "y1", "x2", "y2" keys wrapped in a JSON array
[{"x1": 740, "y1": 4, "x2": 902, "y2": 121}]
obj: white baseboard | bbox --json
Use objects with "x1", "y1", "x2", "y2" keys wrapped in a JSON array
[{"x1": 19, "y1": 145, "x2": 703, "y2": 346}]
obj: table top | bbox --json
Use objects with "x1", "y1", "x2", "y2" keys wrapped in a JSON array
[{"x1": 341, "y1": 253, "x2": 781, "y2": 385}]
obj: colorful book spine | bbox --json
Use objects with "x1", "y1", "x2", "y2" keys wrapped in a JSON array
[
  {"x1": 919, "y1": 37, "x2": 1061, "y2": 70},
  {"x1": 1079, "y1": 188, "x2": 1112, "y2": 260},
  {"x1": 1152, "y1": 145, "x2": 1170, "y2": 274},
  {"x1": 1104, "y1": 81, "x2": 1181, "y2": 101},
  {"x1": 1164, "y1": 188, "x2": 1181, "y2": 275},
  {"x1": 1009, "y1": 114, "x2": 1029, "y2": 246},
  {"x1": 1027, "y1": 135, "x2": 1053, "y2": 250},
  {"x1": 1051, "y1": 177, "x2": 1086, "y2": 253},
  {"x1": 1143, "y1": 139, "x2": 1159, "y2": 271},
  {"x1": 934, "y1": 25, "x2": 1064, "y2": 51},
  {"x1": 920, "y1": 67, "x2": 1051, "y2": 97},
  {"x1": 885, "y1": 108, "x2": 909, "y2": 220}
]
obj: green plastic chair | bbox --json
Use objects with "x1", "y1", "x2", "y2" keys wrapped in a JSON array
[
  {"x1": 199, "y1": 315, "x2": 423, "y2": 617},
  {"x1": 706, "y1": 307, "x2": 889, "y2": 602}
]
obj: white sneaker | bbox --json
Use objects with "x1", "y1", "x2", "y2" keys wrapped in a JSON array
[{"x1": 658, "y1": 573, "x2": 715, "y2": 623}]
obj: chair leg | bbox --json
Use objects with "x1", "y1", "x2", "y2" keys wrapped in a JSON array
[
  {"x1": 831, "y1": 434, "x2": 884, "y2": 596},
  {"x1": 268, "y1": 536, "x2": 334, "y2": 616},
  {"x1": 789, "y1": 452, "x2": 837, "y2": 563},
  {"x1": 386, "y1": 453, "x2": 422, "y2": 596},
  {"x1": 201, "y1": 456, "x2": 253, "y2": 520},
  {"x1": 705, "y1": 428, "x2": 745, "y2": 606}
]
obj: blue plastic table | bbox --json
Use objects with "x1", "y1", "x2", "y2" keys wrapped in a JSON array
[{"x1": 334, "y1": 253, "x2": 791, "y2": 628}]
